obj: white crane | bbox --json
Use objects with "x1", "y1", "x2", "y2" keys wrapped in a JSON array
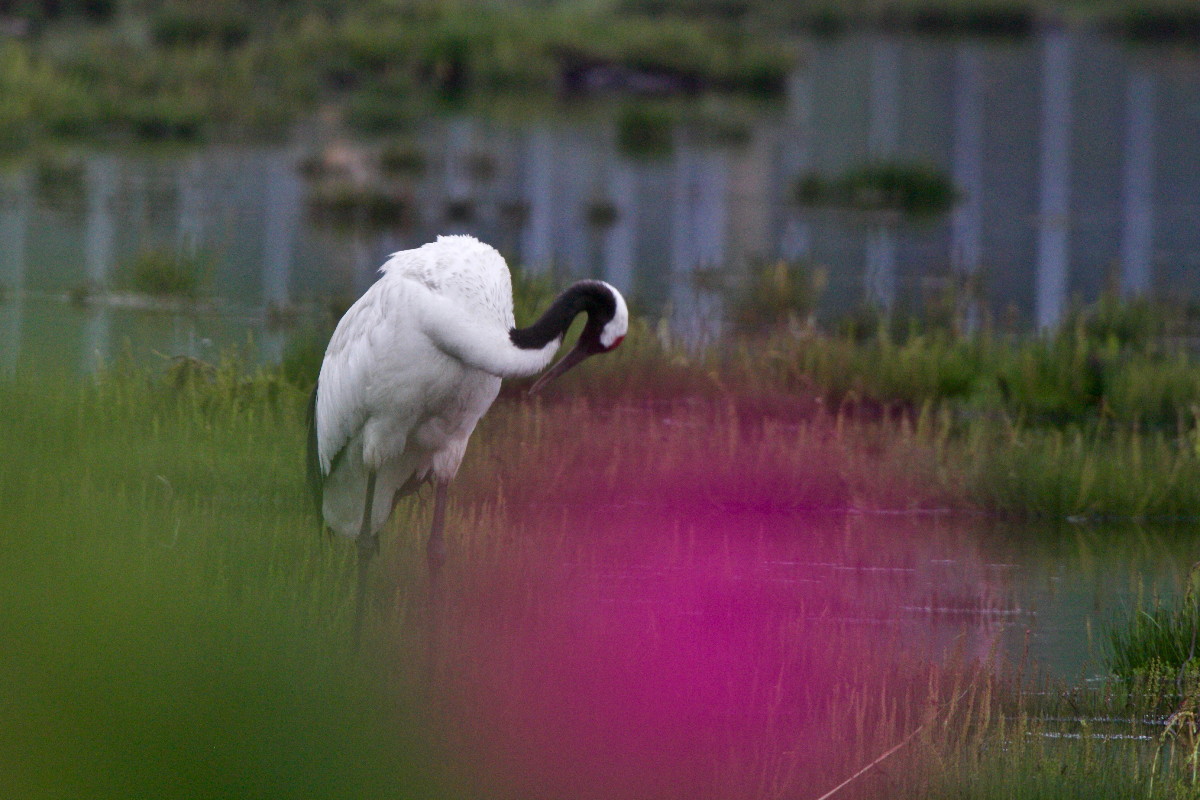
[{"x1": 306, "y1": 235, "x2": 628, "y2": 632}]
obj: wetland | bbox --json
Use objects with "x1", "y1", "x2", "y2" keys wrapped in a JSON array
[{"x1": 5, "y1": 2, "x2": 1200, "y2": 796}]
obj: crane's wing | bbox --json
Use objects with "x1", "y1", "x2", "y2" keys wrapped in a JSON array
[
  {"x1": 313, "y1": 284, "x2": 385, "y2": 476},
  {"x1": 383, "y1": 235, "x2": 515, "y2": 328},
  {"x1": 314, "y1": 235, "x2": 558, "y2": 480},
  {"x1": 314, "y1": 267, "x2": 514, "y2": 480},
  {"x1": 414, "y1": 281, "x2": 560, "y2": 379},
  {"x1": 376, "y1": 238, "x2": 556, "y2": 378}
]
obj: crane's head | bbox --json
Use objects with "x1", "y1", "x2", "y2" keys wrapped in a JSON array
[{"x1": 529, "y1": 281, "x2": 628, "y2": 394}]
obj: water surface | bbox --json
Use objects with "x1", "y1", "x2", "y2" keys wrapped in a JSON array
[{"x1": 505, "y1": 510, "x2": 1197, "y2": 681}]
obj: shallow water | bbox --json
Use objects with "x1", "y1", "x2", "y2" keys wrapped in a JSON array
[
  {"x1": 398, "y1": 507, "x2": 1195, "y2": 796},
  {"x1": 433, "y1": 505, "x2": 1198, "y2": 683}
]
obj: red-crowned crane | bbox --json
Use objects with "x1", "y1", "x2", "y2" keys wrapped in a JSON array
[{"x1": 306, "y1": 235, "x2": 628, "y2": 634}]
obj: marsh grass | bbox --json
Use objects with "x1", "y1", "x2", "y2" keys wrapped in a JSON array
[
  {"x1": 491, "y1": 296, "x2": 1200, "y2": 520},
  {"x1": 305, "y1": 183, "x2": 415, "y2": 229},
  {"x1": 795, "y1": 162, "x2": 958, "y2": 216},
  {"x1": 506, "y1": 269, "x2": 1200, "y2": 438},
  {"x1": 0, "y1": 371, "x2": 444, "y2": 798},
  {"x1": 7, "y1": 0, "x2": 1199, "y2": 153},
  {"x1": 2, "y1": 1, "x2": 796, "y2": 151},
  {"x1": 708, "y1": 296, "x2": 1200, "y2": 432},
  {"x1": 4, "y1": 358, "x2": 1199, "y2": 797},
  {"x1": 1108, "y1": 564, "x2": 1200, "y2": 698},
  {"x1": 1102, "y1": 566, "x2": 1200, "y2": 798},
  {"x1": 490, "y1": 301, "x2": 1200, "y2": 521},
  {"x1": 697, "y1": 259, "x2": 826, "y2": 336},
  {"x1": 616, "y1": 102, "x2": 676, "y2": 158},
  {"x1": 116, "y1": 247, "x2": 211, "y2": 299}
]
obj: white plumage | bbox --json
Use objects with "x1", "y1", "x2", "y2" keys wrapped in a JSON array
[
  {"x1": 315, "y1": 237, "x2": 552, "y2": 535},
  {"x1": 308, "y1": 235, "x2": 628, "y2": 630}
]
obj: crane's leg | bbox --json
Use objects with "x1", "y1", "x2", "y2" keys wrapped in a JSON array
[
  {"x1": 353, "y1": 469, "x2": 378, "y2": 645},
  {"x1": 427, "y1": 479, "x2": 449, "y2": 604}
]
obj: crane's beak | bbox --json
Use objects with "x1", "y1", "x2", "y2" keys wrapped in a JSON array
[{"x1": 528, "y1": 344, "x2": 591, "y2": 395}]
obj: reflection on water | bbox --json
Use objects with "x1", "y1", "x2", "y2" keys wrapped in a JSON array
[{"x1": 0, "y1": 29, "x2": 1198, "y2": 367}]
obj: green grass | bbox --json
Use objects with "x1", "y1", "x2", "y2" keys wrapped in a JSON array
[
  {"x1": 1108, "y1": 564, "x2": 1200, "y2": 695},
  {"x1": 505, "y1": 276, "x2": 1200, "y2": 518},
  {"x1": 116, "y1": 247, "x2": 212, "y2": 300},
  {"x1": 6, "y1": 284, "x2": 1200, "y2": 795},
  {"x1": 795, "y1": 162, "x2": 959, "y2": 216},
  {"x1": 305, "y1": 183, "x2": 415, "y2": 229},
  {"x1": 0, "y1": 369, "x2": 447, "y2": 798},
  {"x1": 609, "y1": 281, "x2": 1200, "y2": 433},
  {"x1": 616, "y1": 102, "x2": 676, "y2": 158},
  {"x1": 4, "y1": 353, "x2": 1200, "y2": 797},
  {"x1": 0, "y1": 1, "x2": 795, "y2": 150},
  {"x1": 696, "y1": 259, "x2": 827, "y2": 335}
]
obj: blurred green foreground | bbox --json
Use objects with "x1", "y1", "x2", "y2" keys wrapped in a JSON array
[{"x1": 0, "y1": 371, "x2": 445, "y2": 798}]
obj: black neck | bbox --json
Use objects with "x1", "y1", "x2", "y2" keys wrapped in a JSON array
[{"x1": 510, "y1": 281, "x2": 614, "y2": 351}]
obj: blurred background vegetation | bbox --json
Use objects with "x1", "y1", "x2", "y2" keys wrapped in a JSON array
[{"x1": 0, "y1": 0, "x2": 1197, "y2": 149}]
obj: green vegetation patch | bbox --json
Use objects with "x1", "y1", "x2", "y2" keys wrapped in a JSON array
[
  {"x1": 616, "y1": 102, "x2": 675, "y2": 158},
  {"x1": 1108, "y1": 564, "x2": 1200, "y2": 692},
  {"x1": 306, "y1": 184, "x2": 415, "y2": 229},
  {"x1": 0, "y1": 369, "x2": 444, "y2": 798},
  {"x1": 2, "y1": 360, "x2": 1198, "y2": 798},
  {"x1": 116, "y1": 247, "x2": 212, "y2": 300},
  {"x1": 0, "y1": 1, "x2": 802, "y2": 151},
  {"x1": 795, "y1": 162, "x2": 959, "y2": 216}
]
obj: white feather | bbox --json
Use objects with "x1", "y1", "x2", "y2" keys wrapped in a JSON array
[{"x1": 314, "y1": 236, "x2": 561, "y2": 538}]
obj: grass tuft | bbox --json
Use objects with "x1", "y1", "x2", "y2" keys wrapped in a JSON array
[
  {"x1": 306, "y1": 183, "x2": 414, "y2": 229},
  {"x1": 117, "y1": 247, "x2": 210, "y2": 299},
  {"x1": 795, "y1": 162, "x2": 959, "y2": 216}
]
